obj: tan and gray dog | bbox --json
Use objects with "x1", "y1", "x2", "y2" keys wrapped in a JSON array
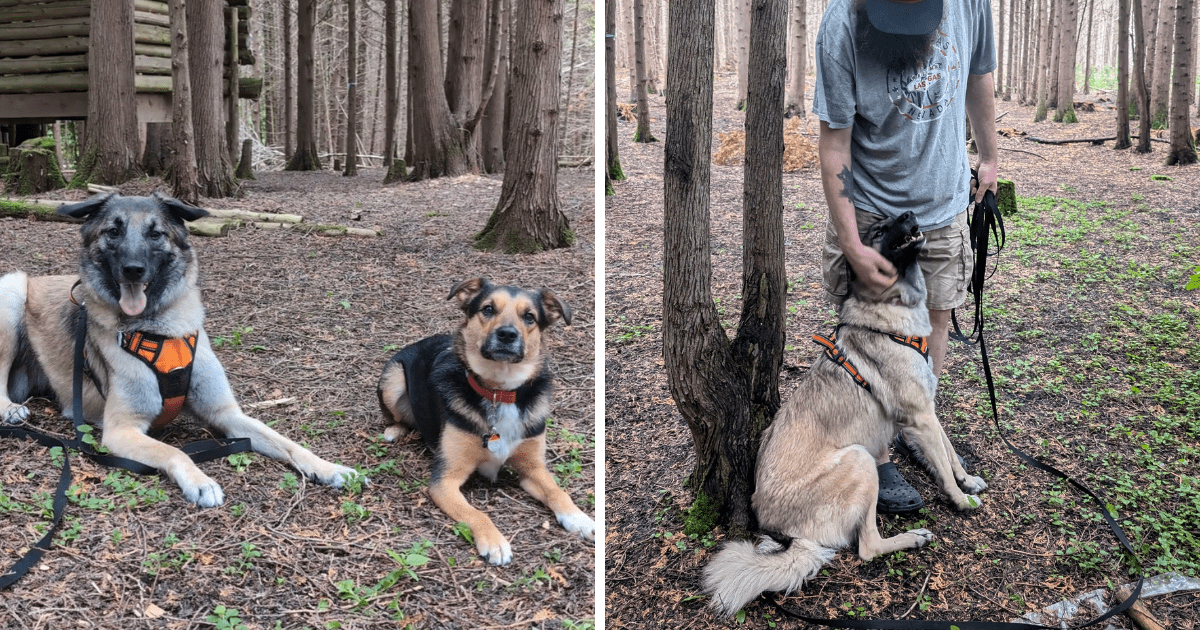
[
  {"x1": 703, "y1": 212, "x2": 987, "y2": 616},
  {"x1": 377, "y1": 278, "x2": 595, "y2": 565},
  {"x1": 0, "y1": 193, "x2": 362, "y2": 507}
]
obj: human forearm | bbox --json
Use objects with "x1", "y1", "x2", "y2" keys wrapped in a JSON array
[
  {"x1": 965, "y1": 73, "x2": 998, "y2": 201},
  {"x1": 818, "y1": 123, "x2": 860, "y2": 251}
]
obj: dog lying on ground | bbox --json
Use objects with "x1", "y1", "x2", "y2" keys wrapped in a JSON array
[
  {"x1": 377, "y1": 278, "x2": 595, "y2": 565},
  {"x1": 0, "y1": 193, "x2": 362, "y2": 507},
  {"x1": 703, "y1": 211, "x2": 987, "y2": 615}
]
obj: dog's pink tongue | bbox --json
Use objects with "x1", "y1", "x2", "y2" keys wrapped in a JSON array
[{"x1": 119, "y1": 283, "x2": 147, "y2": 316}]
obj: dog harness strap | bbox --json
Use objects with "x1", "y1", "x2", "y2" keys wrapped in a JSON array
[
  {"x1": 466, "y1": 371, "x2": 518, "y2": 404},
  {"x1": 811, "y1": 332, "x2": 872, "y2": 393},
  {"x1": 119, "y1": 331, "x2": 198, "y2": 430},
  {"x1": 887, "y1": 334, "x2": 929, "y2": 359}
]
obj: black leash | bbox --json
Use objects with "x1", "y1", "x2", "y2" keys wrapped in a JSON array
[
  {"x1": 767, "y1": 181, "x2": 1144, "y2": 629},
  {"x1": 0, "y1": 300, "x2": 250, "y2": 589}
]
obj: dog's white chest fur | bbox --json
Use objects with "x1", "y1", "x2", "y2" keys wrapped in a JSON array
[{"x1": 476, "y1": 402, "x2": 524, "y2": 481}]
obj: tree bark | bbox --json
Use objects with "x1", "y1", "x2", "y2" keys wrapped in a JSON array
[
  {"x1": 997, "y1": 0, "x2": 1005, "y2": 96},
  {"x1": 1149, "y1": 0, "x2": 1174, "y2": 127},
  {"x1": 166, "y1": 0, "x2": 199, "y2": 202},
  {"x1": 606, "y1": 0, "x2": 625, "y2": 183},
  {"x1": 474, "y1": 0, "x2": 571, "y2": 253},
  {"x1": 1082, "y1": 0, "x2": 1094, "y2": 93},
  {"x1": 1133, "y1": 0, "x2": 1153, "y2": 152},
  {"x1": 481, "y1": 0, "x2": 508, "y2": 173},
  {"x1": 445, "y1": 0, "x2": 486, "y2": 167},
  {"x1": 784, "y1": 0, "x2": 806, "y2": 117},
  {"x1": 1166, "y1": 0, "x2": 1196, "y2": 165},
  {"x1": 1005, "y1": 0, "x2": 1016, "y2": 99},
  {"x1": 736, "y1": 0, "x2": 749, "y2": 109},
  {"x1": 185, "y1": 0, "x2": 236, "y2": 195},
  {"x1": 72, "y1": 0, "x2": 141, "y2": 186},
  {"x1": 343, "y1": 0, "x2": 359, "y2": 176},
  {"x1": 1047, "y1": 0, "x2": 1061, "y2": 109},
  {"x1": 383, "y1": 0, "x2": 398, "y2": 167},
  {"x1": 406, "y1": 0, "x2": 470, "y2": 180},
  {"x1": 1054, "y1": 0, "x2": 1078, "y2": 122},
  {"x1": 1143, "y1": 0, "x2": 1160, "y2": 81},
  {"x1": 286, "y1": 0, "x2": 321, "y2": 170},
  {"x1": 1115, "y1": 0, "x2": 1132, "y2": 150},
  {"x1": 235, "y1": 137, "x2": 255, "y2": 178},
  {"x1": 1034, "y1": 0, "x2": 1053, "y2": 121},
  {"x1": 663, "y1": 0, "x2": 786, "y2": 538},
  {"x1": 283, "y1": 0, "x2": 293, "y2": 159},
  {"x1": 633, "y1": 0, "x2": 656, "y2": 142}
]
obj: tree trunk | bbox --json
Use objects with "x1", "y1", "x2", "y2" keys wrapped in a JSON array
[
  {"x1": 784, "y1": 0, "x2": 806, "y2": 117},
  {"x1": 1020, "y1": 0, "x2": 1033, "y2": 103},
  {"x1": 1149, "y1": 0, "x2": 1174, "y2": 128},
  {"x1": 286, "y1": 0, "x2": 320, "y2": 170},
  {"x1": 633, "y1": 0, "x2": 655, "y2": 142},
  {"x1": 736, "y1": 0, "x2": 749, "y2": 109},
  {"x1": 383, "y1": 0, "x2": 397, "y2": 167},
  {"x1": 72, "y1": 0, "x2": 141, "y2": 186},
  {"x1": 1047, "y1": 0, "x2": 1061, "y2": 109},
  {"x1": 1166, "y1": 0, "x2": 1196, "y2": 165},
  {"x1": 142, "y1": 122, "x2": 170, "y2": 175},
  {"x1": 1083, "y1": 0, "x2": 1094, "y2": 93},
  {"x1": 445, "y1": 0, "x2": 486, "y2": 167},
  {"x1": 1143, "y1": 0, "x2": 1160, "y2": 81},
  {"x1": 226, "y1": 6, "x2": 238, "y2": 159},
  {"x1": 235, "y1": 138, "x2": 255, "y2": 178},
  {"x1": 1133, "y1": 0, "x2": 1153, "y2": 152},
  {"x1": 283, "y1": 0, "x2": 293, "y2": 159},
  {"x1": 1115, "y1": 0, "x2": 1132, "y2": 150},
  {"x1": 474, "y1": 0, "x2": 571, "y2": 253},
  {"x1": 1005, "y1": 0, "x2": 1016, "y2": 99},
  {"x1": 343, "y1": 0, "x2": 359, "y2": 176},
  {"x1": 186, "y1": 0, "x2": 236, "y2": 195},
  {"x1": 406, "y1": 0, "x2": 470, "y2": 181},
  {"x1": 997, "y1": 0, "x2": 1005, "y2": 96},
  {"x1": 1034, "y1": 0, "x2": 1053, "y2": 121},
  {"x1": 4, "y1": 139, "x2": 67, "y2": 194},
  {"x1": 1054, "y1": 0, "x2": 1078, "y2": 122},
  {"x1": 166, "y1": 0, "x2": 199, "y2": 203},
  {"x1": 481, "y1": 0, "x2": 508, "y2": 173},
  {"x1": 606, "y1": 0, "x2": 624, "y2": 183}
]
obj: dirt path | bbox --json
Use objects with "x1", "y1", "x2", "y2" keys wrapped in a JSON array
[
  {"x1": 605, "y1": 72, "x2": 1199, "y2": 629},
  {"x1": 0, "y1": 168, "x2": 595, "y2": 629}
]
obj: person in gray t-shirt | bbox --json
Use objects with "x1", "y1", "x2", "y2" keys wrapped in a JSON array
[{"x1": 812, "y1": 0, "x2": 998, "y2": 513}]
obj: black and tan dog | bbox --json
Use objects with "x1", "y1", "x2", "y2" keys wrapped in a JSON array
[
  {"x1": 377, "y1": 278, "x2": 595, "y2": 565},
  {"x1": 0, "y1": 193, "x2": 363, "y2": 507}
]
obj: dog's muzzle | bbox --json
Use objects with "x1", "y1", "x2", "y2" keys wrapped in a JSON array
[{"x1": 481, "y1": 325, "x2": 525, "y2": 363}]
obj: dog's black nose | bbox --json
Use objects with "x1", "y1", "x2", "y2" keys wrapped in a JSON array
[
  {"x1": 495, "y1": 325, "x2": 519, "y2": 344},
  {"x1": 897, "y1": 211, "x2": 914, "y2": 222},
  {"x1": 122, "y1": 264, "x2": 145, "y2": 280}
]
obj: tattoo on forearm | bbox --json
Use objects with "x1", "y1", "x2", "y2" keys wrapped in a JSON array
[{"x1": 836, "y1": 165, "x2": 854, "y2": 200}]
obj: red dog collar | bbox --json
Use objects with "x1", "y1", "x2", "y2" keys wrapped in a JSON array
[{"x1": 467, "y1": 372, "x2": 517, "y2": 404}]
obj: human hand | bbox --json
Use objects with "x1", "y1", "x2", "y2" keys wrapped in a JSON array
[
  {"x1": 844, "y1": 242, "x2": 897, "y2": 295},
  {"x1": 972, "y1": 160, "x2": 998, "y2": 204}
]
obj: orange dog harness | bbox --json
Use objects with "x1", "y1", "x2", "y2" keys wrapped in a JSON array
[
  {"x1": 119, "y1": 331, "x2": 198, "y2": 431},
  {"x1": 812, "y1": 325, "x2": 929, "y2": 393}
]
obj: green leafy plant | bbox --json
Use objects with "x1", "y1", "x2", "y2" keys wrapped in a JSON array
[{"x1": 206, "y1": 605, "x2": 249, "y2": 630}]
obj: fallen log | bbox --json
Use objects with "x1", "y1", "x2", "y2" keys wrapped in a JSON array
[
  {"x1": 1113, "y1": 586, "x2": 1166, "y2": 630},
  {"x1": 1026, "y1": 135, "x2": 1115, "y2": 145},
  {"x1": 250, "y1": 221, "x2": 381, "y2": 237},
  {"x1": 206, "y1": 208, "x2": 303, "y2": 223}
]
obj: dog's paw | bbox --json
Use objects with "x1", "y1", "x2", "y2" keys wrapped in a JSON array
[
  {"x1": 557, "y1": 511, "x2": 596, "y2": 543},
  {"x1": 907, "y1": 528, "x2": 935, "y2": 547},
  {"x1": 383, "y1": 425, "x2": 408, "y2": 443},
  {"x1": 180, "y1": 476, "x2": 225, "y2": 508},
  {"x1": 1, "y1": 403, "x2": 29, "y2": 425},
  {"x1": 959, "y1": 474, "x2": 987, "y2": 494},
  {"x1": 322, "y1": 465, "x2": 369, "y2": 489},
  {"x1": 955, "y1": 494, "x2": 983, "y2": 511},
  {"x1": 475, "y1": 532, "x2": 513, "y2": 566}
]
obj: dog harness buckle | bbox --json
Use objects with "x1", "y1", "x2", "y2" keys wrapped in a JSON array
[{"x1": 119, "y1": 331, "x2": 198, "y2": 431}]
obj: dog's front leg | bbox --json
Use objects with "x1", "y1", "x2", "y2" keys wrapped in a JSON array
[
  {"x1": 906, "y1": 413, "x2": 983, "y2": 511},
  {"x1": 101, "y1": 406, "x2": 225, "y2": 507},
  {"x1": 508, "y1": 433, "x2": 595, "y2": 542},
  {"x1": 187, "y1": 342, "x2": 362, "y2": 488},
  {"x1": 432, "y1": 428, "x2": 512, "y2": 565}
]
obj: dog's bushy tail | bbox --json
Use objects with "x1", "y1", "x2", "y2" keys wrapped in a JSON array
[{"x1": 703, "y1": 535, "x2": 834, "y2": 617}]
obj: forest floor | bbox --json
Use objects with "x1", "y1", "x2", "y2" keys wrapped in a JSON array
[
  {"x1": 0, "y1": 167, "x2": 596, "y2": 629},
  {"x1": 605, "y1": 71, "x2": 1200, "y2": 629}
]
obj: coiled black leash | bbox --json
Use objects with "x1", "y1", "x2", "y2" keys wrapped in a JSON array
[
  {"x1": 0, "y1": 300, "x2": 250, "y2": 589},
  {"x1": 766, "y1": 179, "x2": 1144, "y2": 629}
]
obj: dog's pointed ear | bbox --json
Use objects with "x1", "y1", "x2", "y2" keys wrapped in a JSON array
[
  {"x1": 447, "y1": 278, "x2": 489, "y2": 310},
  {"x1": 57, "y1": 194, "x2": 112, "y2": 220},
  {"x1": 153, "y1": 192, "x2": 210, "y2": 224},
  {"x1": 539, "y1": 289, "x2": 572, "y2": 326}
]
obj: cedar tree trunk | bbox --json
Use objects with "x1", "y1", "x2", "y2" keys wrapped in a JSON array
[
  {"x1": 474, "y1": 0, "x2": 572, "y2": 253},
  {"x1": 606, "y1": 0, "x2": 625, "y2": 187},
  {"x1": 286, "y1": 0, "x2": 321, "y2": 170},
  {"x1": 481, "y1": 0, "x2": 508, "y2": 173},
  {"x1": 1115, "y1": 0, "x2": 1132, "y2": 150},
  {"x1": 663, "y1": 0, "x2": 787, "y2": 537},
  {"x1": 1166, "y1": 0, "x2": 1196, "y2": 165},
  {"x1": 445, "y1": 0, "x2": 486, "y2": 168},
  {"x1": 407, "y1": 0, "x2": 470, "y2": 181},
  {"x1": 187, "y1": 0, "x2": 237, "y2": 195},
  {"x1": 168, "y1": 0, "x2": 200, "y2": 203},
  {"x1": 384, "y1": 0, "x2": 398, "y2": 167},
  {"x1": 283, "y1": 0, "x2": 294, "y2": 159},
  {"x1": 633, "y1": 0, "x2": 656, "y2": 142},
  {"x1": 344, "y1": 0, "x2": 359, "y2": 176},
  {"x1": 72, "y1": 0, "x2": 141, "y2": 186}
]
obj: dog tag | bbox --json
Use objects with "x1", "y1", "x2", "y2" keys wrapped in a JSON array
[{"x1": 487, "y1": 431, "x2": 502, "y2": 454}]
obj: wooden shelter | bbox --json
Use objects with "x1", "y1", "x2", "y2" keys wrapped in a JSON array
[{"x1": 0, "y1": 0, "x2": 258, "y2": 143}]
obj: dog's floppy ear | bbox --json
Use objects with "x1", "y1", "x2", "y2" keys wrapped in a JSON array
[
  {"x1": 153, "y1": 192, "x2": 210, "y2": 224},
  {"x1": 57, "y1": 194, "x2": 112, "y2": 220},
  {"x1": 447, "y1": 278, "x2": 489, "y2": 310},
  {"x1": 539, "y1": 289, "x2": 572, "y2": 326}
]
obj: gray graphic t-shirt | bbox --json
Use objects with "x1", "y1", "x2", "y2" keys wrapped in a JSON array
[{"x1": 811, "y1": 0, "x2": 995, "y2": 230}]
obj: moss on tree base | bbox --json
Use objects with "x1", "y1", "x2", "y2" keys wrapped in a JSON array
[
  {"x1": 4, "y1": 137, "x2": 66, "y2": 195},
  {"x1": 383, "y1": 159, "x2": 407, "y2": 184},
  {"x1": 683, "y1": 491, "x2": 718, "y2": 537}
]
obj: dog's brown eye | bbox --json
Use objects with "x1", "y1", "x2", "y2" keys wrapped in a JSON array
[
  {"x1": 480, "y1": 304, "x2": 495, "y2": 317},
  {"x1": 105, "y1": 226, "x2": 121, "y2": 238},
  {"x1": 147, "y1": 230, "x2": 163, "y2": 240},
  {"x1": 523, "y1": 312, "x2": 536, "y2": 326}
]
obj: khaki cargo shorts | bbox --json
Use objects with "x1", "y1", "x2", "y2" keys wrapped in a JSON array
[{"x1": 822, "y1": 207, "x2": 973, "y2": 311}]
